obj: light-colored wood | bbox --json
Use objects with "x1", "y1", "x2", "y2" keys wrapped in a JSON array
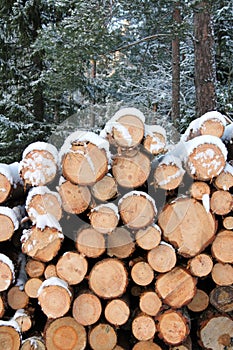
[
  {"x1": 158, "y1": 197, "x2": 216, "y2": 257},
  {"x1": 210, "y1": 190, "x2": 233, "y2": 215},
  {"x1": 189, "y1": 181, "x2": 210, "y2": 200},
  {"x1": 211, "y1": 230, "x2": 233, "y2": 263},
  {"x1": 199, "y1": 315, "x2": 233, "y2": 350},
  {"x1": 25, "y1": 278, "x2": 43, "y2": 298},
  {"x1": 45, "y1": 316, "x2": 86, "y2": 350},
  {"x1": 223, "y1": 216, "x2": 233, "y2": 230},
  {"x1": 58, "y1": 180, "x2": 91, "y2": 214},
  {"x1": 132, "y1": 315, "x2": 157, "y2": 341},
  {"x1": 154, "y1": 162, "x2": 184, "y2": 191},
  {"x1": 155, "y1": 267, "x2": 196, "y2": 308},
  {"x1": 210, "y1": 286, "x2": 233, "y2": 313},
  {"x1": 132, "y1": 341, "x2": 162, "y2": 350},
  {"x1": 211, "y1": 263, "x2": 233, "y2": 286},
  {"x1": 89, "y1": 204, "x2": 119, "y2": 234},
  {"x1": 215, "y1": 166, "x2": 233, "y2": 190},
  {"x1": 187, "y1": 289, "x2": 209, "y2": 312},
  {"x1": 14, "y1": 310, "x2": 32, "y2": 333},
  {"x1": 136, "y1": 225, "x2": 161, "y2": 250},
  {"x1": 21, "y1": 226, "x2": 63, "y2": 262},
  {"x1": 111, "y1": 114, "x2": 144, "y2": 148},
  {"x1": 62, "y1": 142, "x2": 108, "y2": 185},
  {"x1": 0, "y1": 173, "x2": 11, "y2": 203},
  {"x1": 200, "y1": 118, "x2": 225, "y2": 138},
  {"x1": 21, "y1": 337, "x2": 45, "y2": 350},
  {"x1": 76, "y1": 226, "x2": 105, "y2": 258},
  {"x1": 0, "y1": 322, "x2": 21, "y2": 350},
  {"x1": 91, "y1": 175, "x2": 118, "y2": 201},
  {"x1": 89, "y1": 323, "x2": 117, "y2": 350},
  {"x1": 157, "y1": 310, "x2": 189, "y2": 346},
  {"x1": 188, "y1": 253, "x2": 213, "y2": 277},
  {"x1": 147, "y1": 243, "x2": 176, "y2": 273},
  {"x1": 143, "y1": 129, "x2": 166, "y2": 155},
  {"x1": 44, "y1": 265, "x2": 57, "y2": 279},
  {"x1": 169, "y1": 336, "x2": 192, "y2": 350},
  {"x1": 0, "y1": 258, "x2": 14, "y2": 291},
  {"x1": 139, "y1": 291, "x2": 162, "y2": 317},
  {"x1": 112, "y1": 152, "x2": 150, "y2": 188},
  {"x1": 0, "y1": 295, "x2": 5, "y2": 318},
  {"x1": 25, "y1": 259, "x2": 45, "y2": 278},
  {"x1": 56, "y1": 251, "x2": 88, "y2": 285},
  {"x1": 131, "y1": 261, "x2": 154, "y2": 286},
  {"x1": 107, "y1": 227, "x2": 135, "y2": 259},
  {"x1": 7, "y1": 286, "x2": 29, "y2": 310},
  {"x1": 119, "y1": 192, "x2": 156, "y2": 230},
  {"x1": 0, "y1": 213, "x2": 15, "y2": 242},
  {"x1": 72, "y1": 293, "x2": 102, "y2": 326},
  {"x1": 89, "y1": 259, "x2": 128, "y2": 299},
  {"x1": 104, "y1": 299, "x2": 130, "y2": 326}
]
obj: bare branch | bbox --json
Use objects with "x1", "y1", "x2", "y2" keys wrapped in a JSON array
[{"x1": 114, "y1": 33, "x2": 171, "y2": 52}]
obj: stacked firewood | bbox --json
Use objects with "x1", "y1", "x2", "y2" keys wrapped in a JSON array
[{"x1": 0, "y1": 107, "x2": 232, "y2": 350}]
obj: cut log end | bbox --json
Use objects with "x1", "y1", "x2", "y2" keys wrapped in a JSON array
[
  {"x1": 56, "y1": 251, "x2": 88, "y2": 285},
  {"x1": 132, "y1": 341, "x2": 162, "y2": 350},
  {"x1": 132, "y1": 315, "x2": 156, "y2": 341},
  {"x1": 136, "y1": 225, "x2": 161, "y2": 250},
  {"x1": 72, "y1": 293, "x2": 102, "y2": 326},
  {"x1": 0, "y1": 324, "x2": 21, "y2": 350},
  {"x1": 154, "y1": 163, "x2": 184, "y2": 191},
  {"x1": 0, "y1": 214, "x2": 15, "y2": 242},
  {"x1": 210, "y1": 286, "x2": 233, "y2": 313},
  {"x1": 189, "y1": 181, "x2": 210, "y2": 200},
  {"x1": 210, "y1": 190, "x2": 233, "y2": 215},
  {"x1": 91, "y1": 175, "x2": 118, "y2": 201},
  {"x1": 107, "y1": 227, "x2": 135, "y2": 259},
  {"x1": 25, "y1": 259, "x2": 45, "y2": 278},
  {"x1": 89, "y1": 205, "x2": 119, "y2": 234},
  {"x1": 7, "y1": 286, "x2": 29, "y2": 310},
  {"x1": 21, "y1": 337, "x2": 45, "y2": 350},
  {"x1": 187, "y1": 289, "x2": 209, "y2": 312},
  {"x1": 58, "y1": 180, "x2": 91, "y2": 214},
  {"x1": 0, "y1": 260, "x2": 14, "y2": 292},
  {"x1": 200, "y1": 118, "x2": 225, "y2": 138},
  {"x1": 0, "y1": 173, "x2": 12, "y2": 204},
  {"x1": 211, "y1": 230, "x2": 233, "y2": 263},
  {"x1": 27, "y1": 192, "x2": 62, "y2": 222},
  {"x1": 188, "y1": 254, "x2": 213, "y2": 277},
  {"x1": 211, "y1": 263, "x2": 233, "y2": 286},
  {"x1": 76, "y1": 226, "x2": 105, "y2": 258},
  {"x1": 139, "y1": 291, "x2": 162, "y2": 317},
  {"x1": 89, "y1": 323, "x2": 117, "y2": 350},
  {"x1": 25, "y1": 278, "x2": 43, "y2": 298},
  {"x1": 112, "y1": 114, "x2": 144, "y2": 148},
  {"x1": 147, "y1": 244, "x2": 177, "y2": 273},
  {"x1": 104, "y1": 299, "x2": 130, "y2": 326},
  {"x1": 143, "y1": 132, "x2": 166, "y2": 155},
  {"x1": 131, "y1": 261, "x2": 154, "y2": 286}
]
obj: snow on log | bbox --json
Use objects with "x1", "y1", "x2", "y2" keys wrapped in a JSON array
[
  {"x1": 214, "y1": 162, "x2": 233, "y2": 190},
  {"x1": 89, "y1": 203, "x2": 119, "y2": 234},
  {"x1": 56, "y1": 251, "x2": 88, "y2": 285},
  {"x1": 154, "y1": 155, "x2": 185, "y2": 190},
  {"x1": 147, "y1": 242, "x2": 177, "y2": 273},
  {"x1": 0, "y1": 206, "x2": 19, "y2": 242},
  {"x1": 143, "y1": 124, "x2": 166, "y2": 155},
  {"x1": 0, "y1": 253, "x2": 15, "y2": 291},
  {"x1": 0, "y1": 163, "x2": 12, "y2": 203}
]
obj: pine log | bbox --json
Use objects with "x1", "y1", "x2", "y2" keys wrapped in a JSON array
[
  {"x1": 154, "y1": 156, "x2": 185, "y2": 190},
  {"x1": 76, "y1": 226, "x2": 105, "y2": 258},
  {"x1": 185, "y1": 136, "x2": 227, "y2": 181},
  {"x1": 25, "y1": 259, "x2": 45, "y2": 278},
  {"x1": 56, "y1": 251, "x2": 88, "y2": 285},
  {"x1": 139, "y1": 291, "x2": 162, "y2": 317},
  {"x1": 0, "y1": 169, "x2": 12, "y2": 204},
  {"x1": 44, "y1": 264, "x2": 58, "y2": 279},
  {"x1": 147, "y1": 243, "x2": 177, "y2": 273},
  {"x1": 187, "y1": 289, "x2": 209, "y2": 312},
  {"x1": 132, "y1": 314, "x2": 157, "y2": 341},
  {"x1": 223, "y1": 216, "x2": 233, "y2": 230},
  {"x1": 211, "y1": 230, "x2": 233, "y2": 263},
  {"x1": 143, "y1": 124, "x2": 166, "y2": 155},
  {"x1": 200, "y1": 117, "x2": 225, "y2": 138},
  {"x1": 38, "y1": 277, "x2": 72, "y2": 318},
  {"x1": 72, "y1": 293, "x2": 102, "y2": 326},
  {"x1": 21, "y1": 337, "x2": 45, "y2": 350},
  {"x1": 19, "y1": 143, "x2": 58, "y2": 187},
  {"x1": 210, "y1": 190, "x2": 233, "y2": 215},
  {"x1": 58, "y1": 179, "x2": 91, "y2": 214},
  {"x1": 156, "y1": 310, "x2": 190, "y2": 346},
  {"x1": 211, "y1": 263, "x2": 233, "y2": 286},
  {"x1": 0, "y1": 296, "x2": 5, "y2": 318},
  {"x1": 0, "y1": 254, "x2": 15, "y2": 291},
  {"x1": 89, "y1": 323, "x2": 117, "y2": 350},
  {"x1": 112, "y1": 151, "x2": 150, "y2": 188},
  {"x1": 24, "y1": 278, "x2": 43, "y2": 298},
  {"x1": 135, "y1": 225, "x2": 161, "y2": 250},
  {"x1": 104, "y1": 299, "x2": 130, "y2": 326},
  {"x1": 169, "y1": 336, "x2": 192, "y2": 350},
  {"x1": 131, "y1": 261, "x2": 154, "y2": 286},
  {"x1": 187, "y1": 254, "x2": 213, "y2": 277},
  {"x1": 21, "y1": 226, "x2": 63, "y2": 262},
  {"x1": 7, "y1": 286, "x2": 29, "y2": 310},
  {"x1": 45, "y1": 316, "x2": 86, "y2": 350},
  {"x1": 61, "y1": 141, "x2": 108, "y2": 186},
  {"x1": 91, "y1": 174, "x2": 118, "y2": 201},
  {"x1": 189, "y1": 181, "x2": 210, "y2": 200},
  {"x1": 132, "y1": 341, "x2": 162, "y2": 350},
  {"x1": 89, "y1": 203, "x2": 119, "y2": 234},
  {"x1": 155, "y1": 267, "x2": 196, "y2": 308},
  {"x1": 0, "y1": 207, "x2": 19, "y2": 242},
  {"x1": 210, "y1": 286, "x2": 233, "y2": 313},
  {"x1": 199, "y1": 315, "x2": 233, "y2": 350},
  {"x1": 26, "y1": 187, "x2": 62, "y2": 223},
  {"x1": 119, "y1": 191, "x2": 157, "y2": 230},
  {"x1": 107, "y1": 227, "x2": 135, "y2": 259},
  {"x1": 0, "y1": 320, "x2": 21, "y2": 350},
  {"x1": 89, "y1": 258, "x2": 128, "y2": 299},
  {"x1": 214, "y1": 163, "x2": 233, "y2": 190},
  {"x1": 13, "y1": 309, "x2": 32, "y2": 333},
  {"x1": 158, "y1": 197, "x2": 216, "y2": 257}
]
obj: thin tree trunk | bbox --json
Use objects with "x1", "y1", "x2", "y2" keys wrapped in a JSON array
[
  {"x1": 172, "y1": 2, "x2": 181, "y2": 125},
  {"x1": 193, "y1": 0, "x2": 217, "y2": 117}
]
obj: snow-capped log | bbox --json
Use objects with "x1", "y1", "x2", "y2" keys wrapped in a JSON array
[
  {"x1": 19, "y1": 142, "x2": 58, "y2": 187},
  {"x1": 21, "y1": 336, "x2": 45, "y2": 350},
  {"x1": 143, "y1": 124, "x2": 167, "y2": 155},
  {"x1": 153, "y1": 155, "x2": 185, "y2": 190},
  {"x1": 89, "y1": 203, "x2": 119, "y2": 234},
  {"x1": 0, "y1": 319, "x2": 21, "y2": 349},
  {"x1": 0, "y1": 253, "x2": 15, "y2": 292},
  {"x1": 100, "y1": 107, "x2": 145, "y2": 149},
  {"x1": 135, "y1": 224, "x2": 161, "y2": 251},
  {"x1": 147, "y1": 242, "x2": 177, "y2": 273},
  {"x1": 0, "y1": 163, "x2": 13, "y2": 203},
  {"x1": 0, "y1": 206, "x2": 19, "y2": 242},
  {"x1": 214, "y1": 162, "x2": 233, "y2": 190},
  {"x1": 60, "y1": 131, "x2": 110, "y2": 186},
  {"x1": 112, "y1": 150, "x2": 151, "y2": 188}
]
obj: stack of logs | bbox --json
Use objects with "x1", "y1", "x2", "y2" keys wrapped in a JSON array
[{"x1": 0, "y1": 107, "x2": 232, "y2": 350}]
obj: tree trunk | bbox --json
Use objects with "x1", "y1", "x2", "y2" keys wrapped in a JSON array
[
  {"x1": 172, "y1": 2, "x2": 181, "y2": 125},
  {"x1": 193, "y1": 0, "x2": 216, "y2": 117}
]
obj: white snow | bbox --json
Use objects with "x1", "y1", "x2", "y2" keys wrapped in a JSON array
[
  {"x1": 59, "y1": 130, "x2": 112, "y2": 164},
  {"x1": 22, "y1": 142, "x2": 59, "y2": 164},
  {"x1": 151, "y1": 223, "x2": 162, "y2": 235},
  {"x1": 91, "y1": 203, "x2": 119, "y2": 220},
  {"x1": 144, "y1": 124, "x2": 166, "y2": 139},
  {"x1": 0, "y1": 206, "x2": 19, "y2": 230},
  {"x1": 15, "y1": 253, "x2": 27, "y2": 290},
  {"x1": 0, "y1": 319, "x2": 20, "y2": 333},
  {"x1": 118, "y1": 190, "x2": 157, "y2": 215},
  {"x1": 185, "y1": 135, "x2": 228, "y2": 160},
  {"x1": 105, "y1": 121, "x2": 133, "y2": 146},
  {"x1": 33, "y1": 213, "x2": 62, "y2": 232},
  {"x1": 26, "y1": 186, "x2": 62, "y2": 210},
  {"x1": 13, "y1": 309, "x2": 27, "y2": 319},
  {"x1": 0, "y1": 253, "x2": 15, "y2": 282},
  {"x1": 0, "y1": 163, "x2": 13, "y2": 184},
  {"x1": 160, "y1": 155, "x2": 183, "y2": 168},
  {"x1": 37, "y1": 277, "x2": 72, "y2": 297},
  {"x1": 8, "y1": 162, "x2": 23, "y2": 187},
  {"x1": 202, "y1": 193, "x2": 210, "y2": 213},
  {"x1": 111, "y1": 107, "x2": 145, "y2": 123},
  {"x1": 222, "y1": 123, "x2": 233, "y2": 142},
  {"x1": 223, "y1": 162, "x2": 233, "y2": 176},
  {"x1": 160, "y1": 241, "x2": 176, "y2": 251}
]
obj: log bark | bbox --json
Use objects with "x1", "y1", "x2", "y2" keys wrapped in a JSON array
[
  {"x1": 45, "y1": 316, "x2": 86, "y2": 350},
  {"x1": 132, "y1": 314, "x2": 157, "y2": 341},
  {"x1": 58, "y1": 180, "x2": 91, "y2": 214},
  {"x1": 187, "y1": 289, "x2": 209, "y2": 313},
  {"x1": 131, "y1": 261, "x2": 154, "y2": 286},
  {"x1": 210, "y1": 190, "x2": 233, "y2": 215},
  {"x1": 135, "y1": 225, "x2": 161, "y2": 250},
  {"x1": 211, "y1": 230, "x2": 233, "y2": 263},
  {"x1": 147, "y1": 243, "x2": 177, "y2": 273},
  {"x1": 107, "y1": 227, "x2": 135, "y2": 259},
  {"x1": 91, "y1": 174, "x2": 118, "y2": 201},
  {"x1": 72, "y1": 293, "x2": 102, "y2": 326},
  {"x1": 76, "y1": 226, "x2": 105, "y2": 258},
  {"x1": 210, "y1": 286, "x2": 233, "y2": 313},
  {"x1": 56, "y1": 251, "x2": 88, "y2": 285},
  {"x1": 139, "y1": 291, "x2": 162, "y2": 317},
  {"x1": 104, "y1": 299, "x2": 130, "y2": 326},
  {"x1": 211, "y1": 263, "x2": 233, "y2": 286},
  {"x1": 187, "y1": 253, "x2": 213, "y2": 277},
  {"x1": 89, "y1": 323, "x2": 117, "y2": 350}
]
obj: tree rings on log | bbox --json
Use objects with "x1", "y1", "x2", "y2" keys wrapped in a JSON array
[
  {"x1": 56, "y1": 251, "x2": 88, "y2": 285},
  {"x1": 131, "y1": 261, "x2": 154, "y2": 286},
  {"x1": 132, "y1": 314, "x2": 157, "y2": 341},
  {"x1": 25, "y1": 277, "x2": 43, "y2": 298},
  {"x1": 0, "y1": 171, "x2": 11, "y2": 204},
  {"x1": 211, "y1": 263, "x2": 233, "y2": 286},
  {"x1": 76, "y1": 226, "x2": 105, "y2": 258},
  {"x1": 89, "y1": 203, "x2": 119, "y2": 234},
  {"x1": 135, "y1": 225, "x2": 161, "y2": 250},
  {"x1": 214, "y1": 163, "x2": 233, "y2": 190},
  {"x1": 0, "y1": 207, "x2": 19, "y2": 242},
  {"x1": 188, "y1": 254, "x2": 213, "y2": 277},
  {"x1": 7, "y1": 286, "x2": 29, "y2": 310},
  {"x1": 158, "y1": 197, "x2": 216, "y2": 257},
  {"x1": 210, "y1": 286, "x2": 233, "y2": 313},
  {"x1": 89, "y1": 323, "x2": 117, "y2": 350},
  {"x1": 154, "y1": 156, "x2": 185, "y2": 190},
  {"x1": 147, "y1": 243, "x2": 176, "y2": 273},
  {"x1": 104, "y1": 299, "x2": 130, "y2": 326},
  {"x1": 139, "y1": 291, "x2": 162, "y2": 317},
  {"x1": 189, "y1": 181, "x2": 210, "y2": 200},
  {"x1": 0, "y1": 321, "x2": 21, "y2": 350},
  {"x1": 187, "y1": 289, "x2": 209, "y2": 312},
  {"x1": 58, "y1": 180, "x2": 91, "y2": 214},
  {"x1": 143, "y1": 125, "x2": 166, "y2": 155},
  {"x1": 0, "y1": 254, "x2": 15, "y2": 291},
  {"x1": 72, "y1": 293, "x2": 102, "y2": 326},
  {"x1": 107, "y1": 227, "x2": 135, "y2": 259},
  {"x1": 211, "y1": 230, "x2": 233, "y2": 263},
  {"x1": 91, "y1": 175, "x2": 118, "y2": 201},
  {"x1": 210, "y1": 190, "x2": 233, "y2": 215}
]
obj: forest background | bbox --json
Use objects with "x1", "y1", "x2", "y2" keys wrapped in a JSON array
[{"x1": 0, "y1": 0, "x2": 232, "y2": 163}]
